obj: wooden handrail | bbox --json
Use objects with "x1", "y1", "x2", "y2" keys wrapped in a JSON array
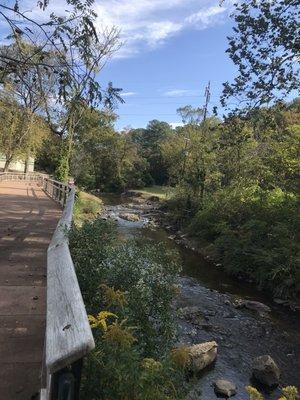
[
  {"x1": 0, "y1": 171, "x2": 46, "y2": 182},
  {"x1": 42, "y1": 177, "x2": 71, "y2": 207},
  {"x1": 45, "y1": 186, "x2": 95, "y2": 399}
]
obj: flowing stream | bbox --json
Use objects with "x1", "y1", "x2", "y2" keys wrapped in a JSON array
[{"x1": 101, "y1": 194, "x2": 300, "y2": 399}]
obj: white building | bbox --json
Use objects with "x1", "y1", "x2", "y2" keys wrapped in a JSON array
[{"x1": 0, "y1": 153, "x2": 34, "y2": 172}]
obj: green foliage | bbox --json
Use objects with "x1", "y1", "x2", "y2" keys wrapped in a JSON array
[
  {"x1": 70, "y1": 219, "x2": 181, "y2": 355},
  {"x1": 190, "y1": 184, "x2": 300, "y2": 298},
  {"x1": 71, "y1": 108, "x2": 148, "y2": 192},
  {"x1": 246, "y1": 386, "x2": 264, "y2": 400},
  {"x1": 162, "y1": 117, "x2": 221, "y2": 202},
  {"x1": 279, "y1": 386, "x2": 299, "y2": 400},
  {"x1": 165, "y1": 101, "x2": 300, "y2": 298},
  {"x1": 73, "y1": 191, "x2": 103, "y2": 226},
  {"x1": 35, "y1": 135, "x2": 62, "y2": 174},
  {"x1": 0, "y1": 93, "x2": 50, "y2": 170},
  {"x1": 1, "y1": 1, "x2": 123, "y2": 182},
  {"x1": 69, "y1": 219, "x2": 117, "y2": 310},
  {"x1": 222, "y1": 0, "x2": 300, "y2": 109},
  {"x1": 130, "y1": 120, "x2": 173, "y2": 185},
  {"x1": 55, "y1": 143, "x2": 70, "y2": 182},
  {"x1": 246, "y1": 385, "x2": 299, "y2": 400},
  {"x1": 69, "y1": 219, "x2": 188, "y2": 399}
]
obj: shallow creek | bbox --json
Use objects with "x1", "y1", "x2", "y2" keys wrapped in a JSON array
[{"x1": 101, "y1": 194, "x2": 300, "y2": 399}]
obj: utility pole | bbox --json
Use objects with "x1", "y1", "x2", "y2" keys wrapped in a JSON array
[{"x1": 203, "y1": 81, "x2": 211, "y2": 122}]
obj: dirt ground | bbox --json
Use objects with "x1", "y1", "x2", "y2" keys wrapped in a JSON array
[{"x1": 0, "y1": 181, "x2": 61, "y2": 400}]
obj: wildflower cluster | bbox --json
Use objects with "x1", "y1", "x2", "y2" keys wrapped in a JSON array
[
  {"x1": 88, "y1": 311, "x2": 117, "y2": 331},
  {"x1": 100, "y1": 284, "x2": 127, "y2": 309},
  {"x1": 246, "y1": 386, "x2": 299, "y2": 400}
]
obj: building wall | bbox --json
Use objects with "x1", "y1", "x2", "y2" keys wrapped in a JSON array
[{"x1": 0, "y1": 154, "x2": 34, "y2": 172}]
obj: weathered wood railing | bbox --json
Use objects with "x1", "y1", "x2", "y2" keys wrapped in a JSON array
[
  {"x1": 0, "y1": 171, "x2": 45, "y2": 183},
  {"x1": 42, "y1": 184, "x2": 95, "y2": 400},
  {"x1": 42, "y1": 177, "x2": 72, "y2": 207},
  {"x1": 0, "y1": 172, "x2": 70, "y2": 208},
  {"x1": 0, "y1": 172, "x2": 95, "y2": 399}
]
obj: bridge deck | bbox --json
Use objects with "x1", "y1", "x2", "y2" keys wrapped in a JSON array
[{"x1": 0, "y1": 181, "x2": 61, "y2": 400}]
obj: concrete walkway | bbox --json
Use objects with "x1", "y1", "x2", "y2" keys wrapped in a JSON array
[{"x1": 0, "y1": 181, "x2": 61, "y2": 400}]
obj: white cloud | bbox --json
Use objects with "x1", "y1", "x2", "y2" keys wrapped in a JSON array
[
  {"x1": 2, "y1": 0, "x2": 231, "y2": 58},
  {"x1": 163, "y1": 89, "x2": 199, "y2": 97},
  {"x1": 170, "y1": 122, "x2": 184, "y2": 128},
  {"x1": 185, "y1": 5, "x2": 227, "y2": 28},
  {"x1": 122, "y1": 92, "x2": 137, "y2": 97},
  {"x1": 94, "y1": 0, "x2": 231, "y2": 58},
  {"x1": 146, "y1": 21, "x2": 183, "y2": 47}
]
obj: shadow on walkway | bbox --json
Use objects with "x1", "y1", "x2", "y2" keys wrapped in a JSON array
[{"x1": 0, "y1": 181, "x2": 61, "y2": 400}]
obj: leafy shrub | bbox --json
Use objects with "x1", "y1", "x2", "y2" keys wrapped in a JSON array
[
  {"x1": 69, "y1": 219, "x2": 188, "y2": 399},
  {"x1": 73, "y1": 191, "x2": 103, "y2": 226},
  {"x1": 189, "y1": 184, "x2": 300, "y2": 298},
  {"x1": 69, "y1": 219, "x2": 117, "y2": 308}
]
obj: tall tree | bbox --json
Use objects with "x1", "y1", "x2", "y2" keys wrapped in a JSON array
[
  {"x1": 0, "y1": 94, "x2": 50, "y2": 171},
  {"x1": 130, "y1": 120, "x2": 172, "y2": 185},
  {"x1": 1, "y1": 41, "x2": 58, "y2": 171},
  {"x1": 162, "y1": 111, "x2": 220, "y2": 204},
  {"x1": 71, "y1": 108, "x2": 147, "y2": 191},
  {"x1": 0, "y1": 0, "x2": 123, "y2": 181}
]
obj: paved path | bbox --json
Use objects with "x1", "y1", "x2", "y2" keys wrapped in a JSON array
[{"x1": 0, "y1": 181, "x2": 61, "y2": 400}]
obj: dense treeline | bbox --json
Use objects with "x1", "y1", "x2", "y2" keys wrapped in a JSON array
[
  {"x1": 166, "y1": 100, "x2": 299, "y2": 299},
  {"x1": 53, "y1": 98, "x2": 298, "y2": 299}
]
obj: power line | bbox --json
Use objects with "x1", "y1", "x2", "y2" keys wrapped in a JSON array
[
  {"x1": 120, "y1": 94, "x2": 221, "y2": 100},
  {"x1": 118, "y1": 113, "x2": 180, "y2": 116},
  {"x1": 121, "y1": 101, "x2": 220, "y2": 106}
]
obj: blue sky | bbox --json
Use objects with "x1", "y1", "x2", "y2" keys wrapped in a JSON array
[
  {"x1": 94, "y1": 0, "x2": 237, "y2": 130},
  {"x1": 1, "y1": 0, "x2": 237, "y2": 130}
]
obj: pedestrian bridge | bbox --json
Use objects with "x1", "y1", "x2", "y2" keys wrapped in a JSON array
[{"x1": 0, "y1": 173, "x2": 94, "y2": 400}]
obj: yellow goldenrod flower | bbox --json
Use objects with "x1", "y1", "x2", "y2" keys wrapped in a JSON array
[
  {"x1": 246, "y1": 386, "x2": 264, "y2": 400},
  {"x1": 88, "y1": 311, "x2": 117, "y2": 331},
  {"x1": 280, "y1": 386, "x2": 299, "y2": 400},
  {"x1": 100, "y1": 284, "x2": 128, "y2": 309},
  {"x1": 103, "y1": 319, "x2": 137, "y2": 348},
  {"x1": 142, "y1": 358, "x2": 162, "y2": 372}
]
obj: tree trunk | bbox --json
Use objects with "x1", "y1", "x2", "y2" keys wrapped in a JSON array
[
  {"x1": 24, "y1": 153, "x2": 30, "y2": 173},
  {"x1": 4, "y1": 157, "x2": 11, "y2": 172}
]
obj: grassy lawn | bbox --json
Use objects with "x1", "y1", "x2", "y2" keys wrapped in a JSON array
[{"x1": 132, "y1": 186, "x2": 174, "y2": 200}]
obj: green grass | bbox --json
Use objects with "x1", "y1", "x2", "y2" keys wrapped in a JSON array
[
  {"x1": 131, "y1": 186, "x2": 174, "y2": 200},
  {"x1": 73, "y1": 191, "x2": 103, "y2": 226}
]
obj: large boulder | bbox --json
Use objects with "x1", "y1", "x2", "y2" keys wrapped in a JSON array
[
  {"x1": 177, "y1": 306, "x2": 203, "y2": 324},
  {"x1": 252, "y1": 355, "x2": 280, "y2": 387},
  {"x1": 147, "y1": 195, "x2": 160, "y2": 202},
  {"x1": 119, "y1": 213, "x2": 140, "y2": 222},
  {"x1": 234, "y1": 300, "x2": 271, "y2": 315},
  {"x1": 213, "y1": 379, "x2": 237, "y2": 398},
  {"x1": 187, "y1": 341, "x2": 218, "y2": 373}
]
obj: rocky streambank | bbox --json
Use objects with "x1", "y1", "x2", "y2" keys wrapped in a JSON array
[
  {"x1": 112, "y1": 191, "x2": 300, "y2": 312},
  {"x1": 174, "y1": 276, "x2": 299, "y2": 399},
  {"x1": 99, "y1": 191, "x2": 300, "y2": 399}
]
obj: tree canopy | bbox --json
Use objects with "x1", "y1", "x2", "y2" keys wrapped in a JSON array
[{"x1": 222, "y1": 0, "x2": 300, "y2": 110}]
